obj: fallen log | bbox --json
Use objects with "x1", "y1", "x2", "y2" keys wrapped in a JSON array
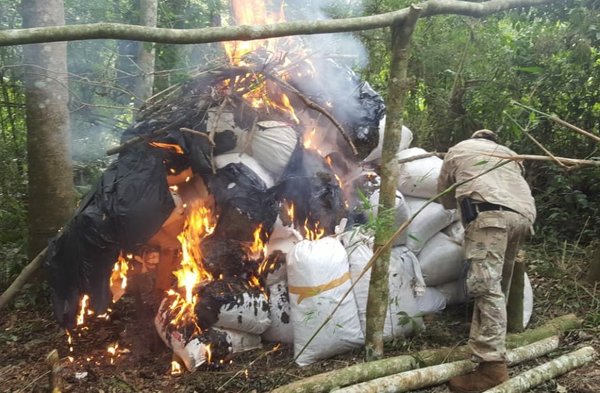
[
  {"x1": 270, "y1": 314, "x2": 580, "y2": 393},
  {"x1": 484, "y1": 346, "x2": 597, "y2": 393},
  {"x1": 0, "y1": 246, "x2": 47, "y2": 310},
  {"x1": 331, "y1": 336, "x2": 560, "y2": 393}
]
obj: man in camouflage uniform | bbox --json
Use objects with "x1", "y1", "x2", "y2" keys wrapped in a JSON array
[{"x1": 437, "y1": 130, "x2": 536, "y2": 393}]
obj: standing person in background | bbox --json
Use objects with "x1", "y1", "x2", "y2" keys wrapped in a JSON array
[{"x1": 437, "y1": 129, "x2": 536, "y2": 393}]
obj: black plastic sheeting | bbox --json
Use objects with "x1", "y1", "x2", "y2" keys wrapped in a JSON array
[
  {"x1": 275, "y1": 147, "x2": 347, "y2": 236},
  {"x1": 287, "y1": 58, "x2": 385, "y2": 160},
  {"x1": 205, "y1": 163, "x2": 278, "y2": 242},
  {"x1": 45, "y1": 143, "x2": 174, "y2": 328}
]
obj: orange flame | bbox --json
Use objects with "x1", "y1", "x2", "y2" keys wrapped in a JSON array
[
  {"x1": 171, "y1": 360, "x2": 183, "y2": 376},
  {"x1": 77, "y1": 294, "x2": 90, "y2": 326},
  {"x1": 303, "y1": 128, "x2": 317, "y2": 149},
  {"x1": 109, "y1": 253, "x2": 129, "y2": 301},
  {"x1": 250, "y1": 224, "x2": 268, "y2": 257},
  {"x1": 286, "y1": 201, "x2": 295, "y2": 222},
  {"x1": 303, "y1": 219, "x2": 325, "y2": 241},
  {"x1": 149, "y1": 141, "x2": 184, "y2": 155},
  {"x1": 169, "y1": 204, "x2": 217, "y2": 330},
  {"x1": 272, "y1": 93, "x2": 300, "y2": 124},
  {"x1": 107, "y1": 342, "x2": 118, "y2": 365},
  {"x1": 224, "y1": 0, "x2": 286, "y2": 65},
  {"x1": 205, "y1": 344, "x2": 212, "y2": 364}
]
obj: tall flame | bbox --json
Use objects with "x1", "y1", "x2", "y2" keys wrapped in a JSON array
[
  {"x1": 224, "y1": 0, "x2": 286, "y2": 65},
  {"x1": 169, "y1": 204, "x2": 217, "y2": 329}
]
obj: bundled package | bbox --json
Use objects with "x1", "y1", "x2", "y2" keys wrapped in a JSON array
[
  {"x1": 396, "y1": 147, "x2": 443, "y2": 199},
  {"x1": 287, "y1": 237, "x2": 364, "y2": 366}
]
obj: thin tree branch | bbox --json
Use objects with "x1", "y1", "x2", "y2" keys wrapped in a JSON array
[
  {"x1": 0, "y1": 0, "x2": 559, "y2": 47},
  {"x1": 504, "y1": 111, "x2": 567, "y2": 169},
  {"x1": 549, "y1": 115, "x2": 600, "y2": 143}
]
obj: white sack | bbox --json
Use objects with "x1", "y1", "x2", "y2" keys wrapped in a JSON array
[
  {"x1": 262, "y1": 280, "x2": 293, "y2": 344},
  {"x1": 418, "y1": 232, "x2": 465, "y2": 286},
  {"x1": 206, "y1": 108, "x2": 247, "y2": 153},
  {"x1": 405, "y1": 197, "x2": 457, "y2": 253},
  {"x1": 368, "y1": 190, "x2": 411, "y2": 246},
  {"x1": 250, "y1": 121, "x2": 298, "y2": 179},
  {"x1": 265, "y1": 222, "x2": 302, "y2": 286},
  {"x1": 415, "y1": 287, "x2": 447, "y2": 315},
  {"x1": 214, "y1": 153, "x2": 275, "y2": 188},
  {"x1": 442, "y1": 220, "x2": 465, "y2": 246},
  {"x1": 287, "y1": 237, "x2": 364, "y2": 366},
  {"x1": 213, "y1": 327, "x2": 262, "y2": 353},
  {"x1": 523, "y1": 273, "x2": 533, "y2": 328},
  {"x1": 363, "y1": 116, "x2": 413, "y2": 163},
  {"x1": 341, "y1": 229, "x2": 425, "y2": 340},
  {"x1": 434, "y1": 280, "x2": 468, "y2": 306},
  {"x1": 154, "y1": 297, "x2": 210, "y2": 371},
  {"x1": 397, "y1": 147, "x2": 443, "y2": 198},
  {"x1": 155, "y1": 298, "x2": 263, "y2": 372},
  {"x1": 388, "y1": 247, "x2": 426, "y2": 336},
  {"x1": 213, "y1": 291, "x2": 271, "y2": 335}
]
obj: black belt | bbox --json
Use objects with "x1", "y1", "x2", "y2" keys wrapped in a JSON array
[{"x1": 474, "y1": 202, "x2": 518, "y2": 214}]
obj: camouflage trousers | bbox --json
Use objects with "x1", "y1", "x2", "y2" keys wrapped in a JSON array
[{"x1": 464, "y1": 210, "x2": 531, "y2": 362}]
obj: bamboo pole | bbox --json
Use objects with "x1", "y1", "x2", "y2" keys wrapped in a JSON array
[
  {"x1": 484, "y1": 346, "x2": 597, "y2": 393},
  {"x1": 0, "y1": 246, "x2": 47, "y2": 310},
  {"x1": 271, "y1": 314, "x2": 580, "y2": 393},
  {"x1": 331, "y1": 336, "x2": 561, "y2": 393},
  {"x1": 549, "y1": 116, "x2": 600, "y2": 143}
]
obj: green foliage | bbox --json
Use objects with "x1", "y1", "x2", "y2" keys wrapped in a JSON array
[{"x1": 0, "y1": 70, "x2": 28, "y2": 290}]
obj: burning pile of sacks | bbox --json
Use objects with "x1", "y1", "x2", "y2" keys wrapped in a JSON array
[{"x1": 153, "y1": 123, "x2": 533, "y2": 370}]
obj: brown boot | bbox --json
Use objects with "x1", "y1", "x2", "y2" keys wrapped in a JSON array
[{"x1": 448, "y1": 361, "x2": 509, "y2": 393}]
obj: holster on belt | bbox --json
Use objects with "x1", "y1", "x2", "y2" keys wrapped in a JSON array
[{"x1": 460, "y1": 198, "x2": 478, "y2": 224}]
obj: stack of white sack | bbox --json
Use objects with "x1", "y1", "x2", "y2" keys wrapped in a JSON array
[
  {"x1": 390, "y1": 143, "x2": 533, "y2": 328},
  {"x1": 340, "y1": 229, "x2": 446, "y2": 342}
]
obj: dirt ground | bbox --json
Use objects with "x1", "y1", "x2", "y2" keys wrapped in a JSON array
[{"x1": 1, "y1": 249, "x2": 599, "y2": 393}]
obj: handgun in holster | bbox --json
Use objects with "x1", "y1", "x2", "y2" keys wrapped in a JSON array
[{"x1": 460, "y1": 197, "x2": 478, "y2": 224}]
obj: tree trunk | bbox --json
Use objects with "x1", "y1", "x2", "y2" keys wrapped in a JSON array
[
  {"x1": 132, "y1": 0, "x2": 157, "y2": 107},
  {"x1": 21, "y1": 0, "x2": 75, "y2": 257},
  {"x1": 271, "y1": 314, "x2": 580, "y2": 393},
  {"x1": 507, "y1": 259, "x2": 525, "y2": 332},
  {"x1": 485, "y1": 346, "x2": 597, "y2": 393},
  {"x1": 365, "y1": 5, "x2": 421, "y2": 361}
]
